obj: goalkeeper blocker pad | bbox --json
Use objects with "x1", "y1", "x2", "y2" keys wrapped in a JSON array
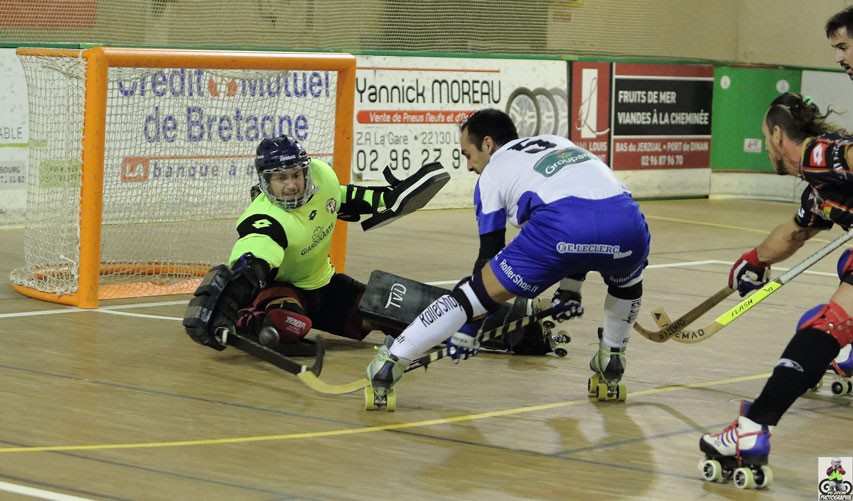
[
  {"x1": 359, "y1": 270, "x2": 450, "y2": 332},
  {"x1": 360, "y1": 162, "x2": 450, "y2": 231}
]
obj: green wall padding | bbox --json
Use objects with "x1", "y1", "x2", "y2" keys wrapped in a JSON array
[{"x1": 711, "y1": 66, "x2": 801, "y2": 172}]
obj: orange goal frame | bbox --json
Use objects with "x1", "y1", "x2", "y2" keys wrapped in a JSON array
[{"x1": 13, "y1": 47, "x2": 355, "y2": 308}]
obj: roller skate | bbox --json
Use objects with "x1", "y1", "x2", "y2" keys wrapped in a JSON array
[
  {"x1": 364, "y1": 345, "x2": 408, "y2": 411},
  {"x1": 699, "y1": 401, "x2": 773, "y2": 489},
  {"x1": 588, "y1": 328, "x2": 627, "y2": 401},
  {"x1": 828, "y1": 345, "x2": 853, "y2": 396},
  {"x1": 535, "y1": 296, "x2": 571, "y2": 357}
]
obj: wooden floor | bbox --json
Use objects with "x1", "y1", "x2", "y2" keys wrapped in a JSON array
[{"x1": 0, "y1": 198, "x2": 851, "y2": 500}]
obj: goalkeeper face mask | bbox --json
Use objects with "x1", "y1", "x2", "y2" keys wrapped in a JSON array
[
  {"x1": 255, "y1": 135, "x2": 316, "y2": 209},
  {"x1": 259, "y1": 161, "x2": 315, "y2": 209}
]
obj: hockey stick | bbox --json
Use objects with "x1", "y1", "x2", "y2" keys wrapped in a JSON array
[
  {"x1": 404, "y1": 305, "x2": 561, "y2": 372},
  {"x1": 633, "y1": 286, "x2": 736, "y2": 343},
  {"x1": 221, "y1": 327, "x2": 325, "y2": 376},
  {"x1": 217, "y1": 327, "x2": 378, "y2": 395},
  {"x1": 668, "y1": 229, "x2": 853, "y2": 344},
  {"x1": 298, "y1": 305, "x2": 563, "y2": 395}
]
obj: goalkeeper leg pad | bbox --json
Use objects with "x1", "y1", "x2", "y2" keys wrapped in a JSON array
[{"x1": 183, "y1": 265, "x2": 232, "y2": 350}]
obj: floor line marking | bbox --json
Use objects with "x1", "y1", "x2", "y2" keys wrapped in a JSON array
[
  {"x1": 97, "y1": 310, "x2": 184, "y2": 321},
  {"x1": 0, "y1": 261, "x2": 725, "y2": 320},
  {"x1": 0, "y1": 371, "x2": 771, "y2": 454},
  {"x1": 703, "y1": 260, "x2": 837, "y2": 278},
  {"x1": 0, "y1": 480, "x2": 93, "y2": 500}
]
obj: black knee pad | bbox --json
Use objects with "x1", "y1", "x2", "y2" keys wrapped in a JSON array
[
  {"x1": 451, "y1": 270, "x2": 500, "y2": 322},
  {"x1": 607, "y1": 281, "x2": 642, "y2": 300},
  {"x1": 778, "y1": 327, "x2": 842, "y2": 388}
]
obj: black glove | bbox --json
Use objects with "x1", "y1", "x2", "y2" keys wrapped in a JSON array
[
  {"x1": 551, "y1": 288, "x2": 584, "y2": 321},
  {"x1": 183, "y1": 254, "x2": 270, "y2": 351}
]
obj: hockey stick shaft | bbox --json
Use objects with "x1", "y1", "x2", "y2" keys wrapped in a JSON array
[
  {"x1": 633, "y1": 286, "x2": 735, "y2": 342},
  {"x1": 230, "y1": 334, "x2": 372, "y2": 395},
  {"x1": 224, "y1": 328, "x2": 325, "y2": 376},
  {"x1": 672, "y1": 229, "x2": 853, "y2": 344},
  {"x1": 405, "y1": 305, "x2": 560, "y2": 372}
]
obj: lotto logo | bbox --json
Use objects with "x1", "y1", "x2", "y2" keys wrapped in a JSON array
[{"x1": 252, "y1": 219, "x2": 272, "y2": 229}]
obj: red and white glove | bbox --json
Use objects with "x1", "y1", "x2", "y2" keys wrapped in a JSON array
[
  {"x1": 728, "y1": 248, "x2": 770, "y2": 297},
  {"x1": 263, "y1": 306, "x2": 312, "y2": 344}
]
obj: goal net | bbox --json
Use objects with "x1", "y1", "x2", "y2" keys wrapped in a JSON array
[{"x1": 12, "y1": 48, "x2": 355, "y2": 307}]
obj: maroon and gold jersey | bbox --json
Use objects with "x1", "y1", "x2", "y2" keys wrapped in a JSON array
[{"x1": 795, "y1": 133, "x2": 853, "y2": 230}]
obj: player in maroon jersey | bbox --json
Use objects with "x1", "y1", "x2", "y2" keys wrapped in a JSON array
[{"x1": 699, "y1": 93, "x2": 853, "y2": 489}]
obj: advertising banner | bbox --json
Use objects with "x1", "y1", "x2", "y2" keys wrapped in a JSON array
[
  {"x1": 0, "y1": 49, "x2": 29, "y2": 225},
  {"x1": 97, "y1": 66, "x2": 341, "y2": 223},
  {"x1": 570, "y1": 61, "x2": 611, "y2": 164},
  {"x1": 610, "y1": 63, "x2": 714, "y2": 170},
  {"x1": 354, "y1": 55, "x2": 569, "y2": 206}
]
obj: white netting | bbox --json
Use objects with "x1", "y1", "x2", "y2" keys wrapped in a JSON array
[
  {"x1": 12, "y1": 53, "x2": 339, "y2": 299},
  {"x1": 12, "y1": 55, "x2": 86, "y2": 295}
]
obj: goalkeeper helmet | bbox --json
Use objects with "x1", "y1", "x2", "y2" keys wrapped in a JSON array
[{"x1": 255, "y1": 135, "x2": 315, "y2": 209}]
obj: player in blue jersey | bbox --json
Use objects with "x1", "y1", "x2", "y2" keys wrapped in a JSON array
[{"x1": 364, "y1": 108, "x2": 651, "y2": 409}]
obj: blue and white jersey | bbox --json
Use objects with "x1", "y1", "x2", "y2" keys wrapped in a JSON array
[{"x1": 474, "y1": 135, "x2": 629, "y2": 235}]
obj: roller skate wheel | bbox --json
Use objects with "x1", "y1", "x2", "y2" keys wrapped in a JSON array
[
  {"x1": 832, "y1": 381, "x2": 846, "y2": 395},
  {"x1": 846, "y1": 381, "x2": 853, "y2": 395},
  {"x1": 587, "y1": 374, "x2": 600, "y2": 396},
  {"x1": 733, "y1": 467, "x2": 756, "y2": 489},
  {"x1": 616, "y1": 383, "x2": 627, "y2": 402},
  {"x1": 364, "y1": 387, "x2": 377, "y2": 411},
  {"x1": 554, "y1": 347, "x2": 568, "y2": 358},
  {"x1": 700, "y1": 459, "x2": 722, "y2": 482},
  {"x1": 596, "y1": 382, "x2": 609, "y2": 401},
  {"x1": 756, "y1": 465, "x2": 773, "y2": 489},
  {"x1": 542, "y1": 320, "x2": 555, "y2": 329},
  {"x1": 385, "y1": 390, "x2": 397, "y2": 412}
]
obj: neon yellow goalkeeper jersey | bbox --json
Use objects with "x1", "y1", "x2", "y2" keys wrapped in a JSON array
[{"x1": 229, "y1": 158, "x2": 342, "y2": 290}]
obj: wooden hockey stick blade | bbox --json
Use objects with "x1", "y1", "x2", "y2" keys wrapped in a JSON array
[
  {"x1": 633, "y1": 286, "x2": 736, "y2": 343},
  {"x1": 652, "y1": 308, "x2": 673, "y2": 329},
  {"x1": 228, "y1": 331, "x2": 375, "y2": 395},
  {"x1": 296, "y1": 372, "x2": 369, "y2": 395},
  {"x1": 298, "y1": 346, "x2": 454, "y2": 396},
  {"x1": 670, "y1": 228, "x2": 853, "y2": 344}
]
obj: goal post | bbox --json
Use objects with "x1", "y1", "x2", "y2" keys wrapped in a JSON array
[{"x1": 12, "y1": 47, "x2": 356, "y2": 308}]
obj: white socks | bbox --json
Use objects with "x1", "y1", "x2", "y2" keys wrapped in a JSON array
[
  {"x1": 601, "y1": 293, "x2": 641, "y2": 349},
  {"x1": 390, "y1": 294, "x2": 470, "y2": 360}
]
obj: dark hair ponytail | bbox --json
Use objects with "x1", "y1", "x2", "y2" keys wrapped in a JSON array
[{"x1": 765, "y1": 92, "x2": 843, "y2": 142}]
